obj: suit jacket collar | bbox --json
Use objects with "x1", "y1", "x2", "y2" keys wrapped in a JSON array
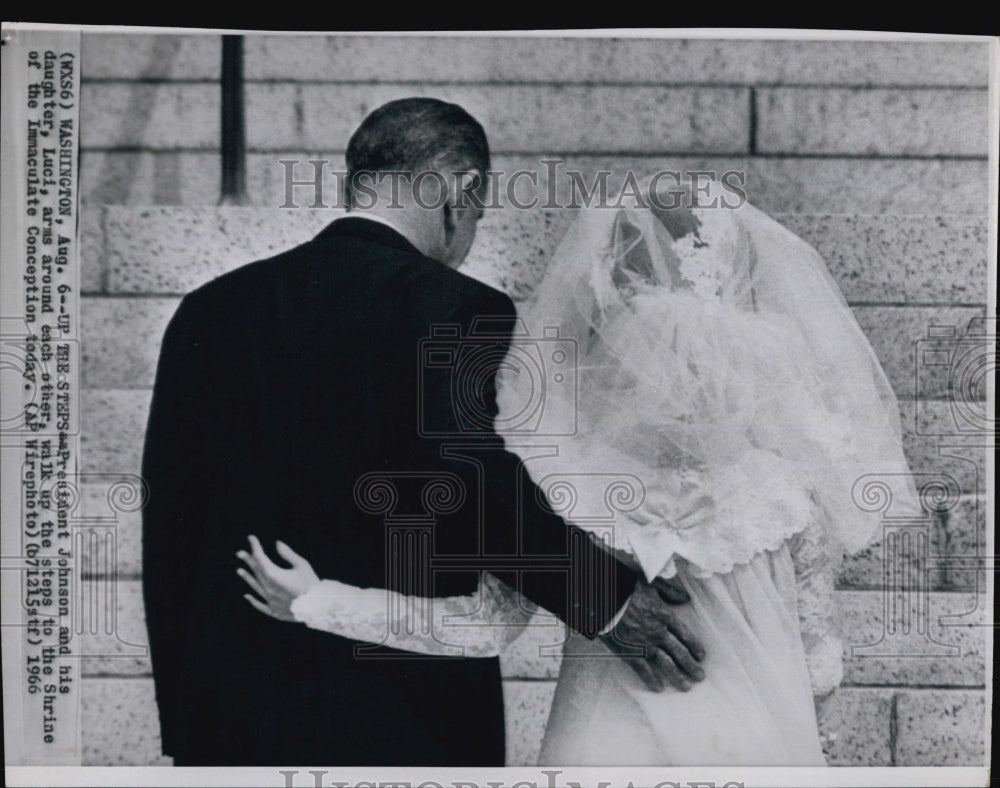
[{"x1": 316, "y1": 215, "x2": 423, "y2": 257}]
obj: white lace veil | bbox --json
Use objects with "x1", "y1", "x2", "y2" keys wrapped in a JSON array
[{"x1": 496, "y1": 187, "x2": 919, "y2": 562}]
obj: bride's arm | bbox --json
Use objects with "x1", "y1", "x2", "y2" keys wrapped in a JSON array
[
  {"x1": 291, "y1": 573, "x2": 536, "y2": 657},
  {"x1": 237, "y1": 537, "x2": 536, "y2": 658}
]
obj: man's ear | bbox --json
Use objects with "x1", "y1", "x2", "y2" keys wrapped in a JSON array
[
  {"x1": 442, "y1": 170, "x2": 478, "y2": 238},
  {"x1": 446, "y1": 170, "x2": 479, "y2": 210}
]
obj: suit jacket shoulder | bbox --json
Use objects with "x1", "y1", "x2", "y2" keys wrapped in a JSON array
[
  {"x1": 180, "y1": 241, "x2": 310, "y2": 316},
  {"x1": 177, "y1": 222, "x2": 515, "y2": 334},
  {"x1": 409, "y1": 259, "x2": 516, "y2": 329}
]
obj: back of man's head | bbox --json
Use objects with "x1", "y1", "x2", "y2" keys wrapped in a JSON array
[{"x1": 345, "y1": 97, "x2": 490, "y2": 208}]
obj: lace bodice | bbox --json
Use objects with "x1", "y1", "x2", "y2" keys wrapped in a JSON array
[{"x1": 593, "y1": 446, "x2": 826, "y2": 582}]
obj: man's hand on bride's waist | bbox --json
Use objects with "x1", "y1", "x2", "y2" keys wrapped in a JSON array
[{"x1": 599, "y1": 576, "x2": 706, "y2": 693}]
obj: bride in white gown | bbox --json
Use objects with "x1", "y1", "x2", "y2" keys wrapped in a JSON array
[{"x1": 238, "y1": 184, "x2": 918, "y2": 765}]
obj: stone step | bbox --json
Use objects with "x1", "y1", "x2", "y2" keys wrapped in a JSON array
[
  {"x1": 80, "y1": 152, "x2": 990, "y2": 212},
  {"x1": 78, "y1": 581, "x2": 987, "y2": 689},
  {"x1": 81, "y1": 82, "x2": 754, "y2": 154},
  {"x1": 503, "y1": 680, "x2": 557, "y2": 766},
  {"x1": 82, "y1": 678, "x2": 170, "y2": 766},
  {"x1": 893, "y1": 688, "x2": 989, "y2": 765},
  {"x1": 80, "y1": 82, "x2": 219, "y2": 149},
  {"x1": 818, "y1": 686, "x2": 985, "y2": 766},
  {"x1": 81, "y1": 35, "x2": 990, "y2": 87},
  {"x1": 755, "y1": 87, "x2": 987, "y2": 156},
  {"x1": 82, "y1": 34, "x2": 221, "y2": 81},
  {"x1": 80, "y1": 80, "x2": 989, "y2": 157},
  {"x1": 82, "y1": 206, "x2": 988, "y2": 304},
  {"x1": 839, "y1": 494, "x2": 987, "y2": 592},
  {"x1": 78, "y1": 293, "x2": 987, "y2": 404},
  {"x1": 79, "y1": 676, "x2": 986, "y2": 766}
]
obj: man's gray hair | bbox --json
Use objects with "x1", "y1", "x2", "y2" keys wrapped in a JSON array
[{"x1": 345, "y1": 97, "x2": 490, "y2": 207}]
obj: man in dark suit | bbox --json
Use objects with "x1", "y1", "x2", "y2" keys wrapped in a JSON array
[{"x1": 141, "y1": 98, "x2": 704, "y2": 766}]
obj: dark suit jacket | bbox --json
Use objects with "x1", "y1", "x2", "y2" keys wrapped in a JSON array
[{"x1": 141, "y1": 217, "x2": 637, "y2": 765}]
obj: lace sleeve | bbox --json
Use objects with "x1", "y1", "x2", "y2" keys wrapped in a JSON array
[
  {"x1": 289, "y1": 572, "x2": 536, "y2": 658},
  {"x1": 789, "y1": 508, "x2": 844, "y2": 699}
]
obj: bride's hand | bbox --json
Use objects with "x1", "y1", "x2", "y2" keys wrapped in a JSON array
[{"x1": 236, "y1": 535, "x2": 319, "y2": 622}]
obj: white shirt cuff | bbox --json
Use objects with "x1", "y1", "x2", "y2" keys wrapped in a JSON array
[{"x1": 598, "y1": 598, "x2": 631, "y2": 635}]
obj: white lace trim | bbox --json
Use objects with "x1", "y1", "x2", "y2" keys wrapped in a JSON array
[
  {"x1": 613, "y1": 449, "x2": 824, "y2": 582},
  {"x1": 788, "y1": 516, "x2": 845, "y2": 698}
]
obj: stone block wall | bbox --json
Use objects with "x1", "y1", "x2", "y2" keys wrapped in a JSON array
[{"x1": 74, "y1": 33, "x2": 991, "y2": 767}]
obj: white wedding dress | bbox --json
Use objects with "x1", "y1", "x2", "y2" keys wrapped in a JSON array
[{"x1": 289, "y1": 189, "x2": 918, "y2": 765}]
